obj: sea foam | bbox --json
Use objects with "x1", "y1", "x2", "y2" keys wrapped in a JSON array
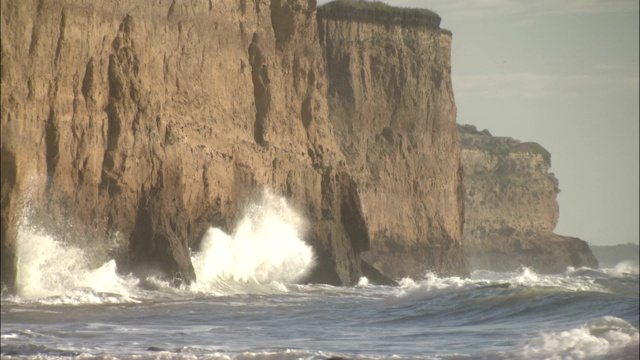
[{"x1": 520, "y1": 316, "x2": 640, "y2": 360}]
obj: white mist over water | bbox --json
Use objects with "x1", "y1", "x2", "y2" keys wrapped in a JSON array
[
  {"x1": 191, "y1": 192, "x2": 315, "y2": 293},
  {"x1": 606, "y1": 261, "x2": 640, "y2": 276}
]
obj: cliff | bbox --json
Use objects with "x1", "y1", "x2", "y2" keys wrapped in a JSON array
[
  {"x1": 0, "y1": 0, "x2": 467, "y2": 291},
  {"x1": 318, "y1": 1, "x2": 467, "y2": 279},
  {"x1": 459, "y1": 124, "x2": 598, "y2": 273}
]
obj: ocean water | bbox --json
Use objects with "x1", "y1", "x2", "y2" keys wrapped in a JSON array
[{"x1": 2, "y1": 195, "x2": 638, "y2": 360}]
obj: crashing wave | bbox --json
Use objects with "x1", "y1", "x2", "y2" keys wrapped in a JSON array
[{"x1": 520, "y1": 316, "x2": 639, "y2": 360}]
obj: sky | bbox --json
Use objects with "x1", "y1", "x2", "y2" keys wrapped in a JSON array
[{"x1": 318, "y1": 0, "x2": 639, "y2": 246}]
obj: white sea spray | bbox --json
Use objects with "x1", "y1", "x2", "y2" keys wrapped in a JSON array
[
  {"x1": 190, "y1": 191, "x2": 315, "y2": 294},
  {"x1": 14, "y1": 221, "x2": 139, "y2": 304}
]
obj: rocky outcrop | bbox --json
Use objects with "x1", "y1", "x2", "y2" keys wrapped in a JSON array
[
  {"x1": 459, "y1": 124, "x2": 598, "y2": 273},
  {"x1": 0, "y1": 0, "x2": 468, "y2": 291}
]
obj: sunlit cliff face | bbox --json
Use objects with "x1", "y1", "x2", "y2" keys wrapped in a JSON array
[
  {"x1": 1, "y1": 0, "x2": 467, "y2": 292},
  {"x1": 458, "y1": 125, "x2": 598, "y2": 272}
]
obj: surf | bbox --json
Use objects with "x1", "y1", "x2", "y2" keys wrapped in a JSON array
[
  {"x1": 11, "y1": 219, "x2": 139, "y2": 304},
  {"x1": 6, "y1": 191, "x2": 315, "y2": 304}
]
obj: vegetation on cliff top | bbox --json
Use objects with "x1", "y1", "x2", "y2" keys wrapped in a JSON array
[
  {"x1": 317, "y1": 0, "x2": 443, "y2": 29},
  {"x1": 520, "y1": 142, "x2": 551, "y2": 165},
  {"x1": 458, "y1": 124, "x2": 552, "y2": 166}
]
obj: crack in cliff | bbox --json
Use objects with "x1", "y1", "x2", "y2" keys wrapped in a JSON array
[
  {"x1": 53, "y1": 8, "x2": 67, "y2": 67},
  {"x1": 0, "y1": 146, "x2": 18, "y2": 292},
  {"x1": 81, "y1": 58, "x2": 95, "y2": 103},
  {"x1": 270, "y1": 0, "x2": 296, "y2": 47},
  {"x1": 28, "y1": 0, "x2": 45, "y2": 56},
  {"x1": 338, "y1": 171, "x2": 369, "y2": 253},
  {"x1": 248, "y1": 34, "x2": 270, "y2": 146},
  {"x1": 300, "y1": 68, "x2": 317, "y2": 132},
  {"x1": 101, "y1": 15, "x2": 141, "y2": 196},
  {"x1": 44, "y1": 108, "x2": 60, "y2": 180},
  {"x1": 128, "y1": 187, "x2": 196, "y2": 286}
]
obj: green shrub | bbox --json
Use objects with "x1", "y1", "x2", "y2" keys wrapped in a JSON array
[
  {"x1": 487, "y1": 143, "x2": 512, "y2": 157},
  {"x1": 317, "y1": 0, "x2": 441, "y2": 28}
]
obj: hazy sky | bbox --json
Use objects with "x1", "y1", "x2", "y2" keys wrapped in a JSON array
[{"x1": 318, "y1": 0, "x2": 639, "y2": 246}]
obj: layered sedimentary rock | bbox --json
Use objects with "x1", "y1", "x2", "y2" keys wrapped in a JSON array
[
  {"x1": 459, "y1": 124, "x2": 598, "y2": 273},
  {"x1": 318, "y1": 2, "x2": 467, "y2": 280},
  {"x1": 0, "y1": 0, "x2": 468, "y2": 291}
]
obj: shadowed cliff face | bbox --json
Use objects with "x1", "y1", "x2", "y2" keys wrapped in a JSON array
[
  {"x1": 459, "y1": 125, "x2": 598, "y2": 273},
  {"x1": 0, "y1": 0, "x2": 468, "y2": 290}
]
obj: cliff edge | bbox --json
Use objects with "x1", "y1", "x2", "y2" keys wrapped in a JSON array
[
  {"x1": 459, "y1": 124, "x2": 598, "y2": 273},
  {"x1": 319, "y1": 0, "x2": 467, "y2": 279},
  {"x1": 1, "y1": 0, "x2": 468, "y2": 291}
]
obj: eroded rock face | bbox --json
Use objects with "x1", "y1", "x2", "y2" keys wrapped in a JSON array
[
  {"x1": 459, "y1": 125, "x2": 598, "y2": 273},
  {"x1": 0, "y1": 0, "x2": 468, "y2": 290},
  {"x1": 319, "y1": 8, "x2": 468, "y2": 279}
]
